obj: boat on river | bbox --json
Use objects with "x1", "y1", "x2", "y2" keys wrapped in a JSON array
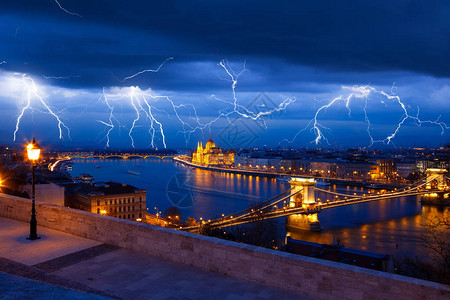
[
  {"x1": 365, "y1": 183, "x2": 384, "y2": 189},
  {"x1": 315, "y1": 180, "x2": 330, "y2": 187},
  {"x1": 127, "y1": 170, "x2": 141, "y2": 175},
  {"x1": 277, "y1": 176, "x2": 291, "y2": 182},
  {"x1": 74, "y1": 173, "x2": 95, "y2": 183}
]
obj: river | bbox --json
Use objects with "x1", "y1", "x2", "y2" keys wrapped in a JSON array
[{"x1": 69, "y1": 158, "x2": 448, "y2": 259}]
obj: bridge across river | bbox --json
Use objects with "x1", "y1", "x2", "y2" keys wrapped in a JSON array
[
  {"x1": 183, "y1": 168, "x2": 449, "y2": 232},
  {"x1": 58, "y1": 152, "x2": 176, "y2": 160},
  {"x1": 49, "y1": 152, "x2": 177, "y2": 171}
]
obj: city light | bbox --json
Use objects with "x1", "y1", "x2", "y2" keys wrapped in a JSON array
[{"x1": 26, "y1": 139, "x2": 41, "y2": 161}]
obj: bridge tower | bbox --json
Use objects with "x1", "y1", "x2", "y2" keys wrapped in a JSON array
[
  {"x1": 425, "y1": 168, "x2": 448, "y2": 190},
  {"x1": 286, "y1": 177, "x2": 321, "y2": 231},
  {"x1": 422, "y1": 168, "x2": 449, "y2": 205}
]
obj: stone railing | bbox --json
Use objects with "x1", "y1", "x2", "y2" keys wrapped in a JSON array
[{"x1": 1, "y1": 193, "x2": 448, "y2": 299}]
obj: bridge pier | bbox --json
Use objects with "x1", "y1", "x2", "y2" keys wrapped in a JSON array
[
  {"x1": 287, "y1": 178, "x2": 321, "y2": 231},
  {"x1": 286, "y1": 213, "x2": 321, "y2": 231},
  {"x1": 423, "y1": 169, "x2": 449, "y2": 205}
]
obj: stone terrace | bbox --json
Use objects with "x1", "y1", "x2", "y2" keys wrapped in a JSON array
[
  {"x1": 0, "y1": 217, "x2": 309, "y2": 299},
  {"x1": 0, "y1": 193, "x2": 449, "y2": 299}
]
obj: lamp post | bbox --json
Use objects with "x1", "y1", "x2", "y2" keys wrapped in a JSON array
[{"x1": 26, "y1": 138, "x2": 41, "y2": 240}]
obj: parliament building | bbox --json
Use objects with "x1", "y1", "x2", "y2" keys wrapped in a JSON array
[{"x1": 192, "y1": 136, "x2": 235, "y2": 166}]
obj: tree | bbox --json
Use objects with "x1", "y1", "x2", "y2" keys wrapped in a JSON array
[
  {"x1": 163, "y1": 206, "x2": 181, "y2": 218},
  {"x1": 406, "y1": 171, "x2": 424, "y2": 183},
  {"x1": 393, "y1": 212, "x2": 449, "y2": 285},
  {"x1": 420, "y1": 212, "x2": 450, "y2": 268},
  {"x1": 163, "y1": 206, "x2": 183, "y2": 225}
]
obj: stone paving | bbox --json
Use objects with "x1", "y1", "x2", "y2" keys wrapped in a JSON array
[
  {"x1": 0, "y1": 271, "x2": 110, "y2": 300},
  {"x1": 0, "y1": 217, "x2": 101, "y2": 266},
  {"x1": 0, "y1": 257, "x2": 118, "y2": 299},
  {"x1": 0, "y1": 217, "x2": 315, "y2": 299}
]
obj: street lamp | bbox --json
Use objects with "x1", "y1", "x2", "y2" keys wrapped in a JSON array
[
  {"x1": 154, "y1": 206, "x2": 160, "y2": 224},
  {"x1": 26, "y1": 138, "x2": 41, "y2": 240}
]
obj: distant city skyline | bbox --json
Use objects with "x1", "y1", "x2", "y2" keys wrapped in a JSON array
[{"x1": 1, "y1": 1, "x2": 449, "y2": 149}]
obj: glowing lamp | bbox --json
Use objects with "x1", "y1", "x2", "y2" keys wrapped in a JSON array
[
  {"x1": 27, "y1": 138, "x2": 41, "y2": 161},
  {"x1": 26, "y1": 137, "x2": 42, "y2": 240}
]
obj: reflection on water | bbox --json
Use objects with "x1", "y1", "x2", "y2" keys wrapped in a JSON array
[
  {"x1": 288, "y1": 203, "x2": 448, "y2": 259},
  {"x1": 70, "y1": 158, "x2": 288, "y2": 220},
  {"x1": 71, "y1": 158, "x2": 448, "y2": 257}
]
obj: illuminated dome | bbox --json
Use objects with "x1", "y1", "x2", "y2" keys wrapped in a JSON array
[{"x1": 205, "y1": 135, "x2": 215, "y2": 149}]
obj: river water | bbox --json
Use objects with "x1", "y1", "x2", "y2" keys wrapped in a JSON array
[{"x1": 69, "y1": 158, "x2": 448, "y2": 259}]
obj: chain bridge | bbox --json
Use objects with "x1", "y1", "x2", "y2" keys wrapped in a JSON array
[{"x1": 183, "y1": 168, "x2": 449, "y2": 232}]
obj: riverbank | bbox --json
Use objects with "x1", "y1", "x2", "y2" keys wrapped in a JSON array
[
  {"x1": 174, "y1": 156, "x2": 280, "y2": 178},
  {"x1": 174, "y1": 156, "x2": 406, "y2": 189}
]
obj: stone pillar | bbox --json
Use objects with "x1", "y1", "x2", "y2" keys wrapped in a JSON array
[
  {"x1": 287, "y1": 177, "x2": 320, "y2": 231},
  {"x1": 288, "y1": 178, "x2": 316, "y2": 208},
  {"x1": 426, "y1": 168, "x2": 447, "y2": 190}
]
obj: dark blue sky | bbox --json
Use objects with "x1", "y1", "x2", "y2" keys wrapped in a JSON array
[{"x1": 0, "y1": 1, "x2": 449, "y2": 149}]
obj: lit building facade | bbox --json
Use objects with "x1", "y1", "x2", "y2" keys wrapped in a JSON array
[
  {"x1": 396, "y1": 161, "x2": 419, "y2": 178},
  {"x1": 65, "y1": 181, "x2": 147, "y2": 221},
  {"x1": 336, "y1": 162, "x2": 378, "y2": 179},
  {"x1": 192, "y1": 136, "x2": 235, "y2": 166}
]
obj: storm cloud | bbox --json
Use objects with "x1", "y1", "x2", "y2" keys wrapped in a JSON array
[{"x1": 0, "y1": 1, "x2": 449, "y2": 148}]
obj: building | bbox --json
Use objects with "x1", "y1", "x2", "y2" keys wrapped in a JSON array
[
  {"x1": 336, "y1": 162, "x2": 378, "y2": 180},
  {"x1": 65, "y1": 181, "x2": 147, "y2": 221},
  {"x1": 192, "y1": 136, "x2": 235, "y2": 166},
  {"x1": 247, "y1": 157, "x2": 269, "y2": 170},
  {"x1": 417, "y1": 159, "x2": 450, "y2": 172},
  {"x1": 234, "y1": 155, "x2": 248, "y2": 168},
  {"x1": 292, "y1": 160, "x2": 311, "y2": 174},
  {"x1": 310, "y1": 161, "x2": 338, "y2": 177},
  {"x1": 396, "y1": 161, "x2": 418, "y2": 178},
  {"x1": 375, "y1": 159, "x2": 396, "y2": 179}
]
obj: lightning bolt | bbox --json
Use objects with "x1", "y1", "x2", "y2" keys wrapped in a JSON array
[
  {"x1": 14, "y1": 74, "x2": 71, "y2": 141},
  {"x1": 97, "y1": 87, "x2": 122, "y2": 148},
  {"x1": 216, "y1": 60, "x2": 295, "y2": 124},
  {"x1": 53, "y1": 0, "x2": 83, "y2": 18},
  {"x1": 99, "y1": 59, "x2": 293, "y2": 148},
  {"x1": 121, "y1": 57, "x2": 173, "y2": 82},
  {"x1": 98, "y1": 86, "x2": 178, "y2": 148},
  {"x1": 285, "y1": 85, "x2": 448, "y2": 147},
  {"x1": 15, "y1": 26, "x2": 21, "y2": 37},
  {"x1": 99, "y1": 84, "x2": 207, "y2": 149},
  {"x1": 177, "y1": 60, "x2": 295, "y2": 140},
  {"x1": 43, "y1": 74, "x2": 80, "y2": 80}
]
